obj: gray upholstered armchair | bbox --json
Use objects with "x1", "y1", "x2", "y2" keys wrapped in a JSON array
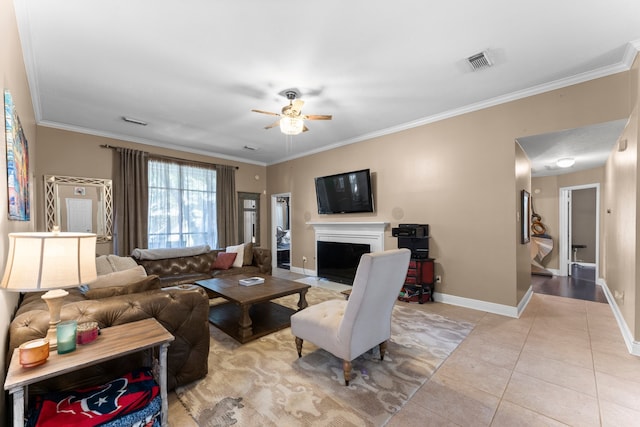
[{"x1": 290, "y1": 248, "x2": 411, "y2": 385}]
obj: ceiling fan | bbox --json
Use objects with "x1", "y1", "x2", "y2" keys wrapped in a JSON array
[{"x1": 252, "y1": 90, "x2": 332, "y2": 135}]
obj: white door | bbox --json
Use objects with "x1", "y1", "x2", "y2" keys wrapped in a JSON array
[{"x1": 558, "y1": 184, "x2": 599, "y2": 279}]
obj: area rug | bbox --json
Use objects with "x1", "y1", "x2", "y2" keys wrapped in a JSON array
[{"x1": 175, "y1": 286, "x2": 474, "y2": 426}]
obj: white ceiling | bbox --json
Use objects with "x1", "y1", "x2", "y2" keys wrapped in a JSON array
[
  {"x1": 13, "y1": 0, "x2": 640, "y2": 166},
  {"x1": 517, "y1": 120, "x2": 628, "y2": 177}
]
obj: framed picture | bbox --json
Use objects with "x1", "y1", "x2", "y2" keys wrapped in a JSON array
[
  {"x1": 4, "y1": 90, "x2": 30, "y2": 221},
  {"x1": 521, "y1": 189, "x2": 530, "y2": 244}
]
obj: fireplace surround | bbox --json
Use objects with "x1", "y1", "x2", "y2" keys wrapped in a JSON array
[{"x1": 308, "y1": 222, "x2": 388, "y2": 284}]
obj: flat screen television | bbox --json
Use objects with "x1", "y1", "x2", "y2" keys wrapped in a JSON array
[{"x1": 314, "y1": 169, "x2": 374, "y2": 214}]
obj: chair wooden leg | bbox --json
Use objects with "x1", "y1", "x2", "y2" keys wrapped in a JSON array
[
  {"x1": 342, "y1": 360, "x2": 352, "y2": 386},
  {"x1": 379, "y1": 341, "x2": 387, "y2": 361},
  {"x1": 295, "y1": 337, "x2": 303, "y2": 358}
]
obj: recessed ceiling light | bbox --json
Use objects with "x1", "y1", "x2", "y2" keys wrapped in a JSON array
[
  {"x1": 556, "y1": 158, "x2": 575, "y2": 168},
  {"x1": 122, "y1": 116, "x2": 148, "y2": 126}
]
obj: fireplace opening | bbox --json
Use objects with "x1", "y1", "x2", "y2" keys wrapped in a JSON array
[{"x1": 317, "y1": 241, "x2": 371, "y2": 285}]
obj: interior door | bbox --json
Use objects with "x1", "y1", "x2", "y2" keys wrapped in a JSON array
[{"x1": 559, "y1": 184, "x2": 599, "y2": 278}]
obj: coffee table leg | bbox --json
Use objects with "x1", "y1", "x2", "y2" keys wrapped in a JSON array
[
  {"x1": 297, "y1": 288, "x2": 309, "y2": 310},
  {"x1": 238, "y1": 304, "x2": 253, "y2": 340}
]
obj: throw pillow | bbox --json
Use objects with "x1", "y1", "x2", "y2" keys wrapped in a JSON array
[
  {"x1": 95, "y1": 255, "x2": 113, "y2": 276},
  {"x1": 211, "y1": 252, "x2": 237, "y2": 270},
  {"x1": 243, "y1": 242, "x2": 254, "y2": 266},
  {"x1": 226, "y1": 244, "x2": 245, "y2": 268},
  {"x1": 84, "y1": 275, "x2": 162, "y2": 299},
  {"x1": 87, "y1": 265, "x2": 147, "y2": 289},
  {"x1": 106, "y1": 255, "x2": 138, "y2": 272}
]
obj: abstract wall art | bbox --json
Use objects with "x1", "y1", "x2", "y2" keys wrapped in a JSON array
[{"x1": 4, "y1": 89, "x2": 30, "y2": 221}]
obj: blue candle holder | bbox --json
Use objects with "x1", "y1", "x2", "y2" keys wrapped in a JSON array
[{"x1": 57, "y1": 320, "x2": 77, "y2": 354}]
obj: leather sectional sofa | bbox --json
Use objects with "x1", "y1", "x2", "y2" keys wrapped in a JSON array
[
  {"x1": 7, "y1": 246, "x2": 273, "y2": 395},
  {"x1": 134, "y1": 247, "x2": 273, "y2": 287},
  {"x1": 8, "y1": 285, "x2": 210, "y2": 393}
]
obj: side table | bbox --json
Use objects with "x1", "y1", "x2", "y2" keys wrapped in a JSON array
[{"x1": 4, "y1": 318, "x2": 174, "y2": 427}]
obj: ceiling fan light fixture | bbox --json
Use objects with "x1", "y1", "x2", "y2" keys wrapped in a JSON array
[
  {"x1": 556, "y1": 158, "x2": 575, "y2": 168},
  {"x1": 280, "y1": 117, "x2": 304, "y2": 135}
]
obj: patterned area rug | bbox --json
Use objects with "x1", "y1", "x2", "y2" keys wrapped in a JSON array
[{"x1": 175, "y1": 286, "x2": 474, "y2": 426}]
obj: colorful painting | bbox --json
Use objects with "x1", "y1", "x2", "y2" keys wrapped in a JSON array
[{"x1": 4, "y1": 89, "x2": 30, "y2": 221}]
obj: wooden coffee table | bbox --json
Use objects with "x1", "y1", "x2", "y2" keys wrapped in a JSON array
[{"x1": 195, "y1": 275, "x2": 310, "y2": 343}]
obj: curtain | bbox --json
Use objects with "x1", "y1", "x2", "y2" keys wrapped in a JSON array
[
  {"x1": 216, "y1": 164, "x2": 237, "y2": 248},
  {"x1": 114, "y1": 148, "x2": 148, "y2": 255}
]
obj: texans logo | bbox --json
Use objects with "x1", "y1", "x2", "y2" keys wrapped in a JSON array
[{"x1": 56, "y1": 378, "x2": 128, "y2": 418}]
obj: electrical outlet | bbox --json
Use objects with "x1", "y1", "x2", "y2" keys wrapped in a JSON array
[
  {"x1": 302, "y1": 256, "x2": 307, "y2": 263},
  {"x1": 435, "y1": 275, "x2": 442, "y2": 284}
]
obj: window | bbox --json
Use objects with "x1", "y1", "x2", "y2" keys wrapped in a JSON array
[{"x1": 148, "y1": 159, "x2": 217, "y2": 248}]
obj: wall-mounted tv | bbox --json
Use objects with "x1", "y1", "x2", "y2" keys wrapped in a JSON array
[{"x1": 314, "y1": 169, "x2": 374, "y2": 214}]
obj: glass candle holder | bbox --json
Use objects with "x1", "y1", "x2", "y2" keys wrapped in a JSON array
[{"x1": 57, "y1": 320, "x2": 78, "y2": 354}]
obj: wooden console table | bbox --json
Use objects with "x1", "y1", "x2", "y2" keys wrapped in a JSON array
[{"x1": 4, "y1": 318, "x2": 174, "y2": 427}]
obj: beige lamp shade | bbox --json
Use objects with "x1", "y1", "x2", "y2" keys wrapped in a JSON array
[{"x1": 1, "y1": 232, "x2": 97, "y2": 292}]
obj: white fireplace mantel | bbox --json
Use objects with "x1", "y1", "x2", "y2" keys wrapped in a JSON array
[{"x1": 307, "y1": 221, "x2": 388, "y2": 253}]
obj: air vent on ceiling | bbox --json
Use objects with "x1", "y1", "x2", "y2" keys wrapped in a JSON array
[
  {"x1": 243, "y1": 145, "x2": 259, "y2": 151},
  {"x1": 466, "y1": 51, "x2": 493, "y2": 71},
  {"x1": 122, "y1": 116, "x2": 148, "y2": 126}
]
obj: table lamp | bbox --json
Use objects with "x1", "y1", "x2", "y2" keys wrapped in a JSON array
[{"x1": 1, "y1": 231, "x2": 97, "y2": 350}]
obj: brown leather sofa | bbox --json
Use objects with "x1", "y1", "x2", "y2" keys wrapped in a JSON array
[
  {"x1": 134, "y1": 248, "x2": 272, "y2": 287},
  {"x1": 7, "y1": 286, "x2": 210, "y2": 394}
]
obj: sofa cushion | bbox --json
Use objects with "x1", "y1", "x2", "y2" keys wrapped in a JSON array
[
  {"x1": 226, "y1": 244, "x2": 245, "y2": 268},
  {"x1": 84, "y1": 275, "x2": 163, "y2": 299},
  {"x1": 132, "y1": 245, "x2": 211, "y2": 260},
  {"x1": 212, "y1": 252, "x2": 237, "y2": 270},
  {"x1": 87, "y1": 265, "x2": 147, "y2": 289},
  {"x1": 243, "y1": 242, "x2": 254, "y2": 266},
  {"x1": 95, "y1": 255, "x2": 139, "y2": 275},
  {"x1": 107, "y1": 255, "x2": 139, "y2": 271}
]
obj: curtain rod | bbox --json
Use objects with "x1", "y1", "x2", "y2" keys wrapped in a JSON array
[{"x1": 100, "y1": 144, "x2": 239, "y2": 170}]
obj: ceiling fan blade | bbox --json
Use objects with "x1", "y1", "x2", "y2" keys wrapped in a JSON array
[
  {"x1": 251, "y1": 109, "x2": 280, "y2": 116},
  {"x1": 264, "y1": 119, "x2": 281, "y2": 130},
  {"x1": 304, "y1": 114, "x2": 332, "y2": 120}
]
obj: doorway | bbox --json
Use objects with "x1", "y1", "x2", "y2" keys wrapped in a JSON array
[
  {"x1": 558, "y1": 184, "x2": 599, "y2": 280},
  {"x1": 271, "y1": 193, "x2": 291, "y2": 271}
]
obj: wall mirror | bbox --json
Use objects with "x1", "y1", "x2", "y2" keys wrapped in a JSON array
[
  {"x1": 238, "y1": 192, "x2": 260, "y2": 246},
  {"x1": 44, "y1": 175, "x2": 113, "y2": 243}
]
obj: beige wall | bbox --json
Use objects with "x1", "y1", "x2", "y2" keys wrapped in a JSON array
[
  {"x1": 531, "y1": 167, "x2": 605, "y2": 270},
  {"x1": 35, "y1": 126, "x2": 268, "y2": 255},
  {"x1": 1, "y1": 0, "x2": 37, "y2": 422},
  {"x1": 603, "y1": 54, "x2": 640, "y2": 339},
  {"x1": 268, "y1": 72, "x2": 631, "y2": 310}
]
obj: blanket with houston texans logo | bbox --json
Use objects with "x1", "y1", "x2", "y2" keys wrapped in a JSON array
[{"x1": 26, "y1": 368, "x2": 160, "y2": 427}]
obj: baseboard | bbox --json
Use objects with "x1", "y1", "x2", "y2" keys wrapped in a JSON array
[
  {"x1": 290, "y1": 266, "x2": 316, "y2": 276},
  {"x1": 540, "y1": 268, "x2": 561, "y2": 276},
  {"x1": 598, "y1": 278, "x2": 640, "y2": 356},
  {"x1": 518, "y1": 287, "x2": 534, "y2": 317},
  {"x1": 432, "y1": 292, "x2": 519, "y2": 318}
]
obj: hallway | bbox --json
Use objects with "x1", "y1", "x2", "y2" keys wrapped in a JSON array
[{"x1": 532, "y1": 264, "x2": 607, "y2": 303}]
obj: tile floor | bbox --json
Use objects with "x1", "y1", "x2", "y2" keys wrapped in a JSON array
[{"x1": 169, "y1": 271, "x2": 640, "y2": 426}]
